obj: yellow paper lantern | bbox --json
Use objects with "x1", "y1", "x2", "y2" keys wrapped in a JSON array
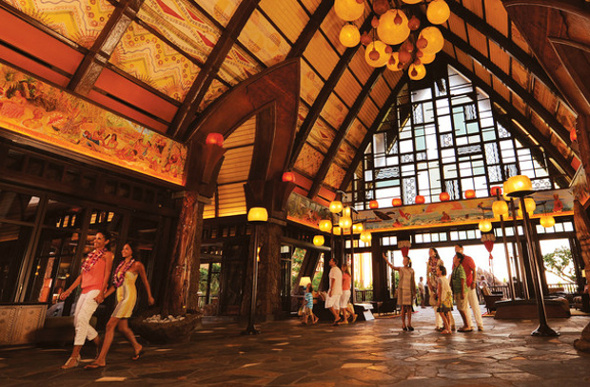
[
  {"x1": 409, "y1": 63, "x2": 426, "y2": 80},
  {"x1": 504, "y1": 175, "x2": 533, "y2": 197},
  {"x1": 329, "y1": 200, "x2": 343, "y2": 213},
  {"x1": 352, "y1": 223, "x2": 364, "y2": 234},
  {"x1": 334, "y1": 0, "x2": 365, "y2": 21},
  {"x1": 421, "y1": 52, "x2": 436, "y2": 64},
  {"x1": 247, "y1": 207, "x2": 268, "y2": 222},
  {"x1": 540, "y1": 215, "x2": 556, "y2": 228},
  {"x1": 492, "y1": 200, "x2": 509, "y2": 218},
  {"x1": 387, "y1": 52, "x2": 402, "y2": 71},
  {"x1": 319, "y1": 219, "x2": 332, "y2": 232},
  {"x1": 402, "y1": 0, "x2": 422, "y2": 3},
  {"x1": 360, "y1": 231, "x2": 372, "y2": 243},
  {"x1": 339, "y1": 24, "x2": 361, "y2": 47},
  {"x1": 343, "y1": 206, "x2": 352, "y2": 218},
  {"x1": 377, "y1": 9, "x2": 410, "y2": 46},
  {"x1": 427, "y1": 0, "x2": 451, "y2": 25},
  {"x1": 313, "y1": 235, "x2": 325, "y2": 246},
  {"x1": 420, "y1": 26, "x2": 444, "y2": 55},
  {"x1": 365, "y1": 40, "x2": 390, "y2": 67},
  {"x1": 333, "y1": 226, "x2": 342, "y2": 235},
  {"x1": 524, "y1": 198, "x2": 536, "y2": 214},
  {"x1": 478, "y1": 220, "x2": 492, "y2": 233},
  {"x1": 340, "y1": 216, "x2": 353, "y2": 229}
]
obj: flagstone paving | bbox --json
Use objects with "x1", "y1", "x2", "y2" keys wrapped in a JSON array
[{"x1": 1, "y1": 308, "x2": 589, "y2": 386}]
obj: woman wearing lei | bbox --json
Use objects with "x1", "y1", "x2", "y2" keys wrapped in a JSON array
[
  {"x1": 85, "y1": 242, "x2": 154, "y2": 368},
  {"x1": 59, "y1": 230, "x2": 114, "y2": 369}
]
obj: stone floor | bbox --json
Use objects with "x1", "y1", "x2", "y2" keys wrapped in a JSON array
[{"x1": 1, "y1": 308, "x2": 589, "y2": 386}]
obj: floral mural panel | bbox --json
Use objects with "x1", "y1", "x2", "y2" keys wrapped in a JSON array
[
  {"x1": 138, "y1": 0, "x2": 222, "y2": 65},
  {"x1": 0, "y1": 63, "x2": 186, "y2": 185},
  {"x1": 357, "y1": 188, "x2": 573, "y2": 232},
  {"x1": 238, "y1": 9, "x2": 290, "y2": 67},
  {"x1": 110, "y1": 22, "x2": 200, "y2": 101},
  {"x1": 3, "y1": 0, "x2": 113, "y2": 48},
  {"x1": 287, "y1": 192, "x2": 331, "y2": 228}
]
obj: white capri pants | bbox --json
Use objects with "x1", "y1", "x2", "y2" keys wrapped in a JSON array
[
  {"x1": 73, "y1": 289, "x2": 100, "y2": 346},
  {"x1": 340, "y1": 290, "x2": 351, "y2": 309}
]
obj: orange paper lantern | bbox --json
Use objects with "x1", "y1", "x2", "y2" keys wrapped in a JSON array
[
  {"x1": 206, "y1": 133, "x2": 224, "y2": 146},
  {"x1": 439, "y1": 192, "x2": 450, "y2": 201},
  {"x1": 465, "y1": 189, "x2": 475, "y2": 199},
  {"x1": 415, "y1": 195, "x2": 425, "y2": 204},
  {"x1": 392, "y1": 198, "x2": 402, "y2": 207},
  {"x1": 369, "y1": 200, "x2": 379, "y2": 209},
  {"x1": 282, "y1": 172, "x2": 295, "y2": 182}
]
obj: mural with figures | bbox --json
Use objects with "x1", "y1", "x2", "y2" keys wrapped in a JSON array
[
  {"x1": 356, "y1": 189, "x2": 574, "y2": 232},
  {"x1": 0, "y1": 63, "x2": 186, "y2": 185},
  {"x1": 287, "y1": 192, "x2": 331, "y2": 228}
]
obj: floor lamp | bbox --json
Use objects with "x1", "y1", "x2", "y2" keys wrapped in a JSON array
[
  {"x1": 504, "y1": 175, "x2": 559, "y2": 337},
  {"x1": 242, "y1": 207, "x2": 267, "y2": 335}
]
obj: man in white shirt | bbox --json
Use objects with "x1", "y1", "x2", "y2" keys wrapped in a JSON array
[{"x1": 326, "y1": 258, "x2": 343, "y2": 324}]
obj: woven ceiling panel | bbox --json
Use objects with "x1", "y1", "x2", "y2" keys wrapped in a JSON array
[
  {"x1": 347, "y1": 119, "x2": 368, "y2": 148},
  {"x1": 489, "y1": 40, "x2": 510, "y2": 75},
  {"x1": 260, "y1": 0, "x2": 308, "y2": 43},
  {"x1": 484, "y1": 0, "x2": 509, "y2": 36},
  {"x1": 295, "y1": 143, "x2": 325, "y2": 178},
  {"x1": 304, "y1": 32, "x2": 339, "y2": 80},
  {"x1": 463, "y1": 0, "x2": 484, "y2": 19},
  {"x1": 447, "y1": 12, "x2": 467, "y2": 41},
  {"x1": 308, "y1": 118, "x2": 336, "y2": 154},
  {"x1": 334, "y1": 69, "x2": 362, "y2": 108},
  {"x1": 321, "y1": 93, "x2": 348, "y2": 128},
  {"x1": 473, "y1": 61, "x2": 492, "y2": 86},
  {"x1": 198, "y1": 0, "x2": 242, "y2": 27},
  {"x1": 357, "y1": 99, "x2": 379, "y2": 129},
  {"x1": 370, "y1": 77, "x2": 391, "y2": 109},
  {"x1": 301, "y1": 61, "x2": 324, "y2": 106},
  {"x1": 349, "y1": 49, "x2": 372, "y2": 84},
  {"x1": 511, "y1": 60, "x2": 530, "y2": 90}
]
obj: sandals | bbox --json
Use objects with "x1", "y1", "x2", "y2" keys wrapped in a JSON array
[
  {"x1": 61, "y1": 355, "x2": 80, "y2": 370},
  {"x1": 132, "y1": 347, "x2": 145, "y2": 361},
  {"x1": 457, "y1": 327, "x2": 473, "y2": 332},
  {"x1": 351, "y1": 314, "x2": 358, "y2": 323},
  {"x1": 84, "y1": 363, "x2": 105, "y2": 370}
]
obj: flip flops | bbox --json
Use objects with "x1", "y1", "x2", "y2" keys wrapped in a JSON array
[
  {"x1": 132, "y1": 348, "x2": 145, "y2": 360},
  {"x1": 84, "y1": 363, "x2": 105, "y2": 370}
]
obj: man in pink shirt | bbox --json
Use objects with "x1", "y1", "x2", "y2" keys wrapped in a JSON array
[{"x1": 454, "y1": 244, "x2": 484, "y2": 331}]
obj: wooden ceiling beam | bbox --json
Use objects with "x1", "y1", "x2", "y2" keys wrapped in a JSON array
[
  {"x1": 445, "y1": 0, "x2": 563, "y2": 99},
  {"x1": 307, "y1": 67, "x2": 385, "y2": 199},
  {"x1": 169, "y1": 0, "x2": 261, "y2": 141},
  {"x1": 442, "y1": 28, "x2": 572, "y2": 147},
  {"x1": 287, "y1": 0, "x2": 334, "y2": 59},
  {"x1": 68, "y1": 0, "x2": 144, "y2": 95},
  {"x1": 339, "y1": 73, "x2": 409, "y2": 192},
  {"x1": 288, "y1": 15, "x2": 374, "y2": 169},
  {"x1": 441, "y1": 53, "x2": 575, "y2": 179}
]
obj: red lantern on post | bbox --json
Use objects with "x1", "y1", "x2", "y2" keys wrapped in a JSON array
[
  {"x1": 282, "y1": 172, "x2": 295, "y2": 182},
  {"x1": 439, "y1": 192, "x2": 450, "y2": 201},
  {"x1": 415, "y1": 195, "x2": 425, "y2": 204},
  {"x1": 464, "y1": 189, "x2": 475, "y2": 199},
  {"x1": 369, "y1": 200, "x2": 379, "y2": 209},
  {"x1": 206, "y1": 133, "x2": 224, "y2": 146},
  {"x1": 392, "y1": 198, "x2": 402, "y2": 207},
  {"x1": 490, "y1": 186, "x2": 502, "y2": 197}
]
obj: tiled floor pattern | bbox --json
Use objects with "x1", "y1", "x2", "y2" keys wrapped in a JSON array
[{"x1": 1, "y1": 308, "x2": 589, "y2": 386}]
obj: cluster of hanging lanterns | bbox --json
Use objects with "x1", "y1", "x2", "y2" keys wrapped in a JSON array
[
  {"x1": 334, "y1": 0, "x2": 450, "y2": 80},
  {"x1": 314, "y1": 200, "x2": 372, "y2": 246}
]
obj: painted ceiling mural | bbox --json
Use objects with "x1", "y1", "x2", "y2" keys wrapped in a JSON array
[
  {"x1": 0, "y1": 62, "x2": 186, "y2": 185},
  {"x1": 3, "y1": 0, "x2": 113, "y2": 48}
]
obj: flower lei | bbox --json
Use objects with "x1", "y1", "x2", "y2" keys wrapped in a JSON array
[
  {"x1": 113, "y1": 258, "x2": 135, "y2": 288},
  {"x1": 81, "y1": 248, "x2": 106, "y2": 272}
]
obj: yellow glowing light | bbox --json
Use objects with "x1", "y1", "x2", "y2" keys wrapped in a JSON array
[
  {"x1": 492, "y1": 200, "x2": 509, "y2": 218},
  {"x1": 524, "y1": 198, "x2": 536, "y2": 214},
  {"x1": 360, "y1": 231, "x2": 372, "y2": 243},
  {"x1": 377, "y1": 9, "x2": 410, "y2": 46},
  {"x1": 313, "y1": 235, "x2": 325, "y2": 246},
  {"x1": 339, "y1": 23, "x2": 361, "y2": 47},
  {"x1": 420, "y1": 26, "x2": 444, "y2": 55},
  {"x1": 365, "y1": 40, "x2": 391, "y2": 67},
  {"x1": 540, "y1": 215, "x2": 556, "y2": 228},
  {"x1": 319, "y1": 220, "x2": 332, "y2": 232},
  {"x1": 427, "y1": 0, "x2": 451, "y2": 25},
  {"x1": 409, "y1": 63, "x2": 426, "y2": 80},
  {"x1": 340, "y1": 216, "x2": 353, "y2": 229},
  {"x1": 334, "y1": 0, "x2": 365, "y2": 21},
  {"x1": 478, "y1": 220, "x2": 492, "y2": 233},
  {"x1": 329, "y1": 200, "x2": 343, "y2": 213},
  {"x1": 504, "y1": 175, "x2": 533, "y2": 197},
  {"x1": 247, "y1": 207, "x2": 268, "y2": 222}
]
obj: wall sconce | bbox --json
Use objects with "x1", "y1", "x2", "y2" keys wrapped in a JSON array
[{"x1": 205, "y1": 132, "x2": 224, "y2": 146}]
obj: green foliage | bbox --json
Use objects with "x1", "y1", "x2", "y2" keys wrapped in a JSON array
[{"x1": 543, "y1": 247, "x2": 576, "y2": 283}]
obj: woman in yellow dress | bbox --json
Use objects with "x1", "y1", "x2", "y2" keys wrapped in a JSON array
[{"x1": 85, "y1": 242, "x2": 154, "y2": 368}]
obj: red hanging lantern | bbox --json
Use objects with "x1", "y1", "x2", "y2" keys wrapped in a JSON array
[
  {"x1": 465, "y1": 189, "x2": 475, "y2": 199},
  {"x1": 282, "y1": 172, "x2": 295, "y2": 182},
  {"x1": 490, "y1": 186, "x2": 502, "y2": 197},
  {"x1": 392, "y1": 198, "x2": 402, "y2": 207},
  {"x1": 206, "y1": 133, "x2": 224, "y2": 146},
  {"x1": 415, "y1": 195, "x2": 425, "y2": 204},
  {"x1": 439, "y1": 192, "x2": 450, "y2": 201},
  {"x1": 369, "y1": 200, "x2": 379, "y2": 209},
  {"x1": 570, "y1": 129, "x2": 577, "y2": 142}
]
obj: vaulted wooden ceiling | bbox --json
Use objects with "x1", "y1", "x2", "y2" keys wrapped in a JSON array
[{"x1": 0, "y1": 0, "x2": 581, "y2": 207}]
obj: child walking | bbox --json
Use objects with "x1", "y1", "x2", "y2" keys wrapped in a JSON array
[
  {"x1": 302, "y1": 282, "x2": 318, "y2": 325},
  {"x1": 436, "y1": 265, "x2": 453, "y2": 334}
]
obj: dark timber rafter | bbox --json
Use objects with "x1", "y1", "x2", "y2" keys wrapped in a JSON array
[
  {"x1": 287, "y1": 0, "x2": 334, "y2": 59},
  {"x1": 446, "y1": 0, "x2": 563, "y2": 99},
  {"x1": 169, "y1": 0, "x2": 260, "y2": 140},
  {"x1": 308, "y1": 67, "x2": 385, "y2": 199},
  {"x1": 441, "y1": 28, "x2": 572, "y2": 147},
  {"x1": 339, "y1": 74, "x2": 409, "y2": 192},
  {"x1": 288, "y1": 15, "x2": 374, "y2": 169},
  {"x1": 441, "y1": 53, "x2": 576, "y2": 179},
  {"x1": 68, "y1": 0, "x2": 144, "y2": 94}
]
